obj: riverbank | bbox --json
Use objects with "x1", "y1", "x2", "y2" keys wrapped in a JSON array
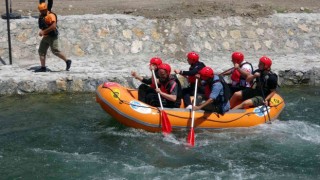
[{"x1": 1, "y1": 13, "x2": 320, "y2": 95}]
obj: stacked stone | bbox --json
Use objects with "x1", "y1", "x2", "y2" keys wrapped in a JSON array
[{"x1": 0, "y1": 13, "x2": 319, "y2": 94}]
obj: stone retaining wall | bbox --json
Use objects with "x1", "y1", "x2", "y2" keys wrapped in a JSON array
[
  {"x1": 1, "y1": 13, "x2": 320, "y2": 60},
  {"x1": 0, "y1": 13, "x2": 320, "y2": 94}
]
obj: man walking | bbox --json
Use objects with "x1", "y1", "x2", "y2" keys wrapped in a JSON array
[{"x1": 36, "y1": 2, "x2": 71, "y2": 72}]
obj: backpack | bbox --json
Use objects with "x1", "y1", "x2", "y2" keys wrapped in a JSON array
[
  {"x1": 38, "y1": 12, "x2": 59, "y2": 36},
  {"x1": 214, "y1": 75, "x2": 231, "y2": 101},
  {"x1": 206, "y1": 75, "x2": 230, "y2": 114}
]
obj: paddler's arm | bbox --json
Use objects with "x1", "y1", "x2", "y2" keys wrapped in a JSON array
[
  {"x1": 155, "y1": 88, "x2": 177, "y2": 102},
  {"x1": 193, "y1": 98, "x2": 214, "y2": 111},
  {"x1": 39, "y1": 21, "x2": 56, "y2": 36},
  {"x1": 264, "y1": 89, "x2": 276, "y2": 106},
  {"x1": 246, "y1": 71, "x2": 260, "y2": 82},
  {"x1": 235, "y1": 63, "x2": 250, "y2": 78}
]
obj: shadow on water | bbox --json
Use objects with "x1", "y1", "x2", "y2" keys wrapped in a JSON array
[{"x1": 0, "y1": 87, "x2": 319, "y2": 179}]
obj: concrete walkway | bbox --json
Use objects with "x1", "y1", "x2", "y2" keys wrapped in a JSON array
[{"x1": 1, "y1": 52, "x2": 319, "y2": 95}]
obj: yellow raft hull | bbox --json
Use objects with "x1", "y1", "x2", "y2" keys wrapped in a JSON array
[{"x1": 96, "y1": 82, "x2": 285, "y2": 132}]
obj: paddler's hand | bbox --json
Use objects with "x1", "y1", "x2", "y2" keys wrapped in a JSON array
[
  {"x1": 39, "y1": 30, "x2": 44, "y2": 37},
  {"x1": 131, "y1": 71, "x2": 143, "y2": 81},
  {"x1": 174, "y1": 69, "x2": 181, "y2": 74},
  {"x1": 254, "y1": 72, "x2": 261, "y2": 78},
  {"x1": 234, "y1": 63, "x2": 240, "y2": 70},
  {"x1": 131, "y1": 71, "x2": 137, "y2": 78},
  {"x1": 149, "y1": 64, "x2": 156, "y2": 71},
  {"x1": 195, "y1": 74, "x2": 200, "y2": 79},
  {"x1": 155, "y1": 88, "x2": 161, "y2": 94},
  {"x1": 192, "y1": 105, "x2": 201, "y2": 111}
]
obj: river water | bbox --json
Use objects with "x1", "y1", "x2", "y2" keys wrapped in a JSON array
[{"x1": 0, "y1": 87, "x2": 319, "y2": 179}]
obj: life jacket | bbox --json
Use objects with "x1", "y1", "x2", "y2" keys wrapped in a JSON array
[
  {"x1": 149, "y1": 69, "x2": 159, "y2": 89},
  {"x1": 38, "y1": 11, "x2": 59, "y2": 37},
  {"x1": 159, "y1": 75, "x2": 182, "y2": 108},
  {"x1": 204, "y1": 75, "x2": 231, "y2": 102},
  {"x1": 203, "y1": 75, "x2": 230, "y2": 114},
  {"x1": 254, "y1": 70, "x2": 278, "y2": 95},
  {"x1": 187, "y1": 62, "x2": 206, "y2": 84},
  {"x1": 230, "y1": 62, "x2": 253, "y2": 87}
]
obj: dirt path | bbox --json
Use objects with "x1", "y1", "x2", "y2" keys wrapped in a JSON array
[{"x1": 1, "y1": 0, "x2": 320, "y2": 19}]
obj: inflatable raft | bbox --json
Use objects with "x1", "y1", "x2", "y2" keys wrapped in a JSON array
[{"x1": 96, "y1": 82, "x2": 285, "y2": 132}]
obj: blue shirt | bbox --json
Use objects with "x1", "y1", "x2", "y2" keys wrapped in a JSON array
[{"x1": 209, "y1": 75, "x2": 230, "y2": 113}]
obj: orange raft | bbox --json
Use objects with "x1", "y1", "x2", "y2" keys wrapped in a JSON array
[{"x1": 96, "y1": 82, "x2": 285, "y2": 132}]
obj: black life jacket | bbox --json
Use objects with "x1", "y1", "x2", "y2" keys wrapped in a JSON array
[
  {"x1": 212, "y1": 75, "x2": 231, "y2": 103},
  {"x1": 187, "y1": 62, "x2": 206, "y2": 84},
  {"x1": 255, "y1": 70, "x2": 278, "y2": 95},
  {"x1": 159, "y1": 75, "x2": 182, "y2": 108},
  {"x1": 203, "y1": 75, "x2": 230, "y2": 114},
  {"x1": 38, "y1": 12, "x2": 59, "y2": 37}
]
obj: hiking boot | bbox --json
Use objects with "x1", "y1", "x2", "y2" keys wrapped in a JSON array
[
  {"x1": 66, "y1": 60, "x2": 72, "y2": 71},
  {"x1": 34, "y1": 66, "x2": 47, "y2": 72}
]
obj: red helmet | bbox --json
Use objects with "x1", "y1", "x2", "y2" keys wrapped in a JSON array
[
  {"x1": 187, "y1": 52, "x2": 199, "y2": 63},
  {"x1": 149, "y1": 57, "x2": 162, "y2": 67},
  {"x1": 158, "y1": 63, "x2": 171, "y2": 74},
  {"x1": 231, "y1": 52, "x2": 244, "y2": 64},
  {"x1": 259, "y1": 56, "x2": 272, "y2": 70},
  {"x1": 199, "y1": 67, "x2": 214, "y2": 80}
]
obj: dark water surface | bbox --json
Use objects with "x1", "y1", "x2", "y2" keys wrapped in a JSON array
[{"x1": 0, "y1": 87, "x2": 319, "y2": 179}]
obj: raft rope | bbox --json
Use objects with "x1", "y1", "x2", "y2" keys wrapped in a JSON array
[
  {"x1": 104, "y1": 86, "x2": 160, "y2": 110},
  {"x1": 103, "y1": 86, "x2": 284, "y2": 123}
]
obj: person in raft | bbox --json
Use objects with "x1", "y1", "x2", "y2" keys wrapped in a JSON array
[
  {"x1": 174, "y1": 52, "x2": 205, "y2": 109},
  {"x1": 144, "y1": 63, "x2": 183, "y2": 108},
  {"x1": 35, "y1": 3, "x2": 72, "y2": 72},
  {"x1": 192, "y1": 67, "x2": 230, "y2": 114},
  {"x1": 220, "y1": 51, "x2": 253, "y2": 96},
  {"x1": 131, "y1": 57, "x2": 163, "y2": 103},
  {"x1": 230, "y1": 56, "x2": 278, "y2": 109}
]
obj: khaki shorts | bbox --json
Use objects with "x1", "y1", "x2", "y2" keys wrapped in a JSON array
[
  {"x1": 250, "y1": 96, "x2": 264, "y2": 107},
  {"x1": 38, "y1": 35, "x2": 61, "y2": 56}
]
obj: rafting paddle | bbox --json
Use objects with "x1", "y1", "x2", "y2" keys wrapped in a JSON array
[
  {"x1": 151, "y1": 69, "x2": 172, "y2": 135},
  {"x1": 187, "y1": 78, "x2": 198, "y2": 147},
  {"x1": 258, "y1": 72, "x2": 272, "y2": 124},
  {"x1": 219, "y1": 67, "x2": 234, "y2": 75}
]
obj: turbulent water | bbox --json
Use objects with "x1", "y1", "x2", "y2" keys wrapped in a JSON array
[{"x1": 0, "y1": 87, "x2": 319, "y2": 179}]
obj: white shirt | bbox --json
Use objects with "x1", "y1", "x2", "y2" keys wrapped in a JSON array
[{"x1": 231, "y1": 61, "x2": 253, "y2": 87}]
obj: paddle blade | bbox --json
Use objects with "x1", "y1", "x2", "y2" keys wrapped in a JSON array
[
  {"x1": 161, "y1": 110, "x2": 172, "y2": 135},
  {"x1": 187, "y1": 128, "x2": 195, "y2": 147}
]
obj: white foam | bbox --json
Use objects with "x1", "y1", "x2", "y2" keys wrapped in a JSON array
[
  {"x1": 162, "y1": 134, "x2": 182, "y2": 145},
  {"x1": 30, "y1": 148, "x2": 102, "y2": 163}
]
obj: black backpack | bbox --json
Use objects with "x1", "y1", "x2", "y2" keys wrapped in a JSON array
[
  {"x1": 213, "y1": 75, "x2": 231, "y2": 101},
  {"x1": 38, "y1": 12, "x2": 59, "y2": 36}
]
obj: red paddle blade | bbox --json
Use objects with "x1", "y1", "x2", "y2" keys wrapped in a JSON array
[
  {"x1": 161, "y1": 111, "x2": 172, "y2": 135},
  {"x1": 187, "y1": 128, "x2": 195, "y2": 147}
]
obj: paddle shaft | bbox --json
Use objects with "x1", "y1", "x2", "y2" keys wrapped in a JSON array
[
  {"x1": 152, "y1": 69, "x2": 164, "y2": 110},
  {"x1": 151, "y1": 69, "x2": 172, "y2": 134},
  {"x1": 186, "y1": 78, "x2": 198, "y2": 146},
  {"x1": 190, "y1": 78, "x2": 198, "y2": 128},
  {"x1": 259, "y1": 77, "x2": 272, "y2": 123},
  {"x1": 219, "y1": 67, "x2": 234, "y2": 75}
]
